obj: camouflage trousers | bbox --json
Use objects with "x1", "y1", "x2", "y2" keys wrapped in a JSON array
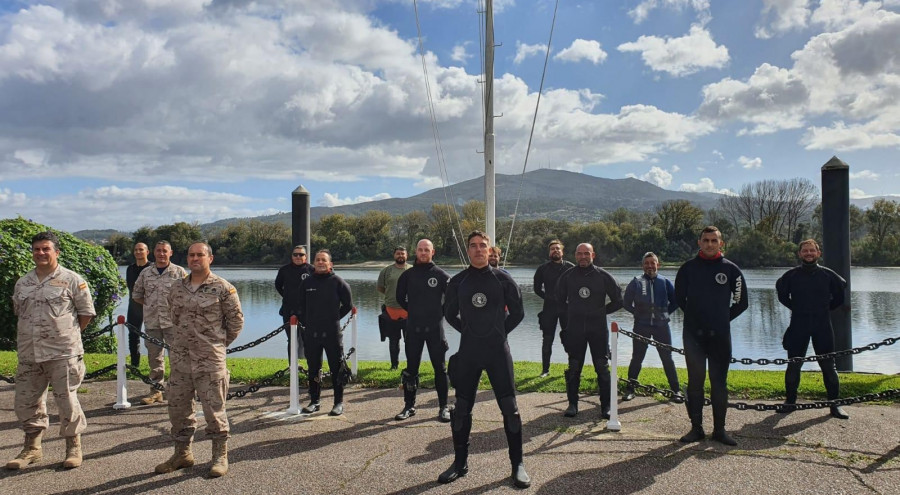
[
  {"x1": 145, "y1": 326, "x2": 171, "y2": 390},
  {"x1": 167, "y1": 368, "x2": 230, "y2": 442},
  {"x1": 14, "y1": 356, "x2": 87, "y2": 437}
]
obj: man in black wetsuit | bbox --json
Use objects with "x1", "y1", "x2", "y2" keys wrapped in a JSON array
[
  {"x1": 274, "y1": 245, "x2": 314, "y2": 361},
  {"x1": 439, "y1": 231, "x2": 530, "y2": 488},
  {"x1": 297, "y1": 249, "x2": 353, "y2": 416},
  {"x1": 776, "y1": 239, "x2": 849, "y2": 419},
  {"x1": 556, "y1": 243, "x2": 622, "y2": 419},
  {"x1": 126, "y1": 242, "x2": 151, "y2": 367},
  {"x1": 394, "y1": 239, "x2": 451, "y2": 422},
  {"x1": 675, "y1": 226, "x2": 748, "y2": 446},
  {"x1": 533, "y1": 240, "x2": 573, "y2": 377}
]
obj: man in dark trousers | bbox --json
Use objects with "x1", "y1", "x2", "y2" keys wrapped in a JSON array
[
  {"x1": 377, "y1": 246, "x2": 411, "y2": 369},
  {"x1": 126, "y1": 242, "x2": 151, "y2": 367},
  {"x1": 297, "y1": 249, "x2": 353, "y2": 416},
  {"x1": 394, "y1": 239, "x2": 451, "y2": 422},
  {"x1": 775, "y1": 239, "x2": 849, "y2": 419},
  {"x1": 675, "y1": 226, "x2": 748, "y2": 446},
  {"x1": 556, "y1": 243, "x2": 622, "y2": 419},
  {"x1": 533, "y1": 240, "x2": 573, "y2": 377},
  {"x1": 622, "y1": 251, "x2": 682, "y2": 402},
  {"x1": 439, "y1": 231, "x2": 529, "y2": 488},
  {"x1": 274, "y1": 245, "x2": 314, "y2": 361}
]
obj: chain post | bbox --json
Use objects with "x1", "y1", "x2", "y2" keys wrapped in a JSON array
[
  {"x1": 351, "y1": 307, "x2": 358, "y2": 377},
  {"x1": 113, "y1": 315, "x2": 131, "y2": 409},
  {"x1": 607, "y1": 322, "x2": 621, "y2": 431},
  {"x1": 287, "y1": 315, "x2": 301, "y2": 415}
]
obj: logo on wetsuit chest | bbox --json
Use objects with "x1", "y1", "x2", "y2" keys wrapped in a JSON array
[
  {"x1": 301, "y1": 273, "x2": 309, "y2": 280},
  {"x1": 471, "y1": 293, "x2": 487, "y2": 307},
  {"x1": 427, "y1": 277, "x2": 438, "y2": 288},
  {"x1": 578, "y1": 287, "x2": 590, "y2": 298},
  {"x1": 715, "y1": 273, "x2": 728, "y2": 285}
]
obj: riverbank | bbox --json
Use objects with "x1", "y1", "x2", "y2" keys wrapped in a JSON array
[{"x1": 2, "y1": 352, "x2": 898, "y2": 402}]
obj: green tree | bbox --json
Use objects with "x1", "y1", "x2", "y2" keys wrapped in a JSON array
[
  {"x1": 653, "y1": 200, "x2": 705, "y2": 245},
  {"x1": 0, "y1": 218, "x2": 127, "y2": 352}
]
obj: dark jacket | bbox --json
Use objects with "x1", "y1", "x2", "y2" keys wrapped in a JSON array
[
  {"x1": 396, "y1": 262, "x2": 450, "y2": 333},
  {"x1": 533, "y1": 260, "x2": 574, "y2": 308},
  {"x1": 674, "y1": 254, "x2": 748, "y2": 335},
  {"x1": 623, "y1": 273, "x2": 678, "y2": 327},
  {"x1": 556, "y1": 265, "x2": 623, "y2": 333},
  {"x1": 775, "y1": 262, "x2": 846, "y2": 332},
  {"x1": 444, "y1": 265, "x2": 524, "y2": 341},
  {"x1": 275, "y1": 262, "x2": 315, "y2": 317},
  {"x1": 126, "y1": 261, "x2": 151, "y2": 322},
  {"x1": 297, "y1": 271, "x2": 353, "y2": 340}
]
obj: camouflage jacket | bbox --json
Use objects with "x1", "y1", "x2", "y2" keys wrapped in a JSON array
[{"x1": 131, "y1": 263, "x2": 187, "y2": 329}]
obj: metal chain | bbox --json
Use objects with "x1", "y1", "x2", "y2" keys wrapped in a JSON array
[
  {"x1": 84, "y1": 363, "x2": 118, "y2": 380},
  {"x1": 620, "y1": 378, "x2": 687, "y2": 403},
  {"x1": 226, "y1": 323, "x2": 287, "y2": 354},
  {"x1": 81, "y1": 322, "x2": 117, "y2": 343},
  {"x1": 125, "y1": 323, "x2": 170, "y2": 350},
  {"x1": 617, "y1": 328, "x2": 899, "y2": 365},
  {"x1": 125, "y1": 365, "x2": 166, "y2": 391},
  {"x1": 227, "y1": 367, "x2": 291, "y2": 400}
]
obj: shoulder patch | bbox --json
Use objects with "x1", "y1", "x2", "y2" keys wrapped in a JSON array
[
  {"x1": 78, "y1": 282, "x2": 88, "y2": 290},
  {"x1": 229, "y1": 287, "x2": 236, "y2": 294}
]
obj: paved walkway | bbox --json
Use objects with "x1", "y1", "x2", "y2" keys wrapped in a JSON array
[{"x1": 0, "y1": 380, "x2": 898, "y2": 494}]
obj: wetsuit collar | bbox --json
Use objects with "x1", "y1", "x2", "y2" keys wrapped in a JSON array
[
  {"x1": 801, "y1": 260, "x2": 819, "y2": 272},
  {"x1": 697, "y1": 250, "x2": 723, "y2": 261},
  {"x1": 469, "y1": 264, "x2": 492, "y2": 274},
  {"x1": 313, "y1": 271, "x2": 334, "y2": 279}
]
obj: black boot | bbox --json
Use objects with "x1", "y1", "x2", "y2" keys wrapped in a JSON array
[
  {"x1": 779, "y1": 361, "x2": 802, "y2": 413},
  {"x1": 598, "y1": 367, "x2": 611, "y2": 420},
  {"x1": 820, "y1": 359, "x2": 849, "y2": 419},
  {"x1": 438, "y1": 409, "x2": 470, "y2": 484},
  {"x1": 395, "y1": 374, "x2": 417, "y2": 420},
  {"x1": 504, "y1": 414, "x2": 530, "y2": 488},
  {"x1": 623, "y1": 380, "x2": 636, "y2": 401},
  {"x1": 563, "y1": 368, "x2": 579, "y2": 417},
  {"x1": 679, "y1": 396, "x2": 705, "y2": 443},
  {"x1": 711, "y1": 400, "x2": 736, "y2": 446}
]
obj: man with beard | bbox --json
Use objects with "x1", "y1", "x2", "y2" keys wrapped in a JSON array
[
  {"x1": 556, "y1": 243, "x2": 622, "y2": 419},
  {"x1": 675, "y1": 226, "x2": 748, "y2": 446},
  {"x1": 776, "y1": 239, "x2": 849, "y2": 419},
  {"x1": 394, "y1": 239, "x2": 451, "y2": 422},
  {"x1": 275, "y1": 245, "x2": 314, "y2": 361},
  {"x1": 126, "y1": 242, "x2": 151, "y2": 367},
  {"x1": 533, "y1": 240, "x2": 573, "y2": 377},
  {"x1": 298, "y1": 250, "x2": 353, "y2": 416},
  {"x1": 439, "y1": 231, "x2": 530, "y2": 488},
  {"x1": 377, "y1": 247, "x2": 411, "y2": 369}
]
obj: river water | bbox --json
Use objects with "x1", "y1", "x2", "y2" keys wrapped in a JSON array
[{"x1": 117, "y1": 266, "x2": 900, "y2": 374}]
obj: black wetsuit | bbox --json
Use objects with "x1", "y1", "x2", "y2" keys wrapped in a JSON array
[
  {"x1": 126, "y1": 261, "x2": 151, "y2": 367},
  {"x1": 275, "y1": 262, "x2": 315, "y2": 360},
  {"x1": 396, "y1": 262, "x2": 451, "y2": 410},
  {"x1": 556, "y1": 265, "x2": 623, "y2": 413},
  {"x1": 297, "y1": 271, "x2": 353, "y2": 405},
  {"x1": 675, "y1": 253, "x2": 748, "y2": 434},
  {"x1": 776, "y1": 262, "x2": 846, "y2": 403},
  {"x1": 533, "y1": 260, "x2": 574, "y2": 374},
  {"x1": 443, "y1": 265, "x2": 525, "y2": 473}
]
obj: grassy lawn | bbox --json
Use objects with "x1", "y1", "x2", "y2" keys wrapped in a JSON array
[{"x1": 1, "y1": 351, "x2": 898, "y2": 402}]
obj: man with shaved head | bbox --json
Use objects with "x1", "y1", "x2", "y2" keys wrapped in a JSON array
[
  {"x1": 556, "y1": 243, "x2": 623, "y2": 419},
  {"x1": 394, "y1": 239, "x2": 452, "y2": 422}
]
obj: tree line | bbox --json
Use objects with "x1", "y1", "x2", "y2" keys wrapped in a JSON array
[{"x1": 104, "y1": 178, "x2": 900, "y2": 267}]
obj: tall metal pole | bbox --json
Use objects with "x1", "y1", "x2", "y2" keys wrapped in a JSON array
[
  {"x1": 821, "y1": 156, "x2": 852, "y2": 371},
  {"x1": 484, "y1": 0, "x2": 496, "y2": 242},
  {"x1": 292, "y1": 185, "x2": 311, "y2": 252}
]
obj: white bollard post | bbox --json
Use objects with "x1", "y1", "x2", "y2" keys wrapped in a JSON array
[
  {"x1": 607, "y1": 321, "x2": 621, "y2": 431},
  {"x1": 113, "y1": 315, "x2": 131, "y2": 409},
  {"x1": 287, "y1": 316, "x2": 301, "y2": 414},
  {"x1": 351, "y1": 307, "x2": 358, "y2": 377}
]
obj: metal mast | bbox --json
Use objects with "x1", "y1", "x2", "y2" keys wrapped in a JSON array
[{"x1": 484, "y1": 0, "x2": 496, "y2": 242}]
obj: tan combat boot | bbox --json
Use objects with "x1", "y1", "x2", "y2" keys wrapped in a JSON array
[
  {"x1": 6, "y1": 430, "x2": 43, "y2": 470},
  {"x1": 141, "y1": 390, "x2": 164, "y2": 405},
  {"x1": 154, "y1": 441, "x2": 195, "y2": 474},
  {"x1": 208, "y1": 438, "x2": 228, "y2": 478},
  {"x1": 63, "y1": 434, "x2": 82, "y2": 468}
]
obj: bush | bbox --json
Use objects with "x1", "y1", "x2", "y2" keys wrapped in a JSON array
[{"x1": 0, "y1": 217, "x2": 127, "y2": 353}]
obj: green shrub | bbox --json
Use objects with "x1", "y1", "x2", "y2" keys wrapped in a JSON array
[{"x1": 0, "y1": 217, "x2": 127, "y2": 353}]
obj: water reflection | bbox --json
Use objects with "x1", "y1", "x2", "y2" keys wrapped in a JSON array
[{"x1": 116, "y1": 266, "x2": 900, "y2": 374}]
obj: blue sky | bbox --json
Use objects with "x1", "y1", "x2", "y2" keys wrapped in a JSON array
[{"x1": 1, "y1": 0, "x2": 898, "y2": 232}]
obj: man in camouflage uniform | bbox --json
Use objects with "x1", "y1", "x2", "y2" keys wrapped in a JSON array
[
  {"x1": 132, "y1": 241, "x2": 187, "y2": 404},
  {"x1": 155, "y1": 242, "x2": 243, "y2": 478},
  {"x1": 7, "y1": 231, "x2": 95, "y2": 471}
]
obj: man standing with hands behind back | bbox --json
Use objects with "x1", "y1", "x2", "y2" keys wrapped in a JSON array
[{"x1": 533, "y1": 240, "x2": 573, "y2": 377}]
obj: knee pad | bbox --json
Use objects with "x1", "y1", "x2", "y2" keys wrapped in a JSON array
[
  {"x1": 401, "y1": 370, "x2": 419, "y2": 392},
  {"x1": 498, "y1": 395, "x2": 519, "y2": 416}
]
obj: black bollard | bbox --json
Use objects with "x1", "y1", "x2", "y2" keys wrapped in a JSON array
[
  {"x1": 292, "y1": 185, "x2": 311, "y2": 253},
  {"x1": 821, "y1": 156, "x2": 852, "y2": 371}
]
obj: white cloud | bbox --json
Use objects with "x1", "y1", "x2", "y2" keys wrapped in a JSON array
[
  {"x1": 801, "y1": 121, "x2": 900, "y2": 151},
  {"x1": 514, "y1": 41, "x2": 545, "y2": 64},
  {"x1": 672, "y1": 164, "x2": 681, "y2": 172},
  {"x1": 0, "y1": 188, "x2": 27, "y2": 207},
  {"x1": 739, "y1": 156, "x2": 763, "y2": 169},
  {"x1": 450, "y1": 43, "x2": 471, "y2": 63},
  {"x1": 810, "y1": 0, "x2": 882, "y2": 31},
  {"x1": 617, "y1": 25, "x2": 729, "y2": 77},
  {"x1": 628, "y1": 0, "x2": 711, "y2": 24},
  {"x1": 628, "y1": 166, "x2": 674, "y2": 188},
  {"x1": 554, "y1": 39, "x2": 607, "y2": 64},
  {"x1": 755, "y1": 0, "x2": 811, "y2": 39},
  {"x1": 850, "y1": 187, "x2": 871, "y2": 198},
  {"x1": 679, "y1": 177, "x2": 734, "y2": 194},
  {"x1": 319, "y1": 192, "x2": 392, "y2": 207},
  {"x1": 849, "y1": 169, "x2": 881, "y2": 179}
]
